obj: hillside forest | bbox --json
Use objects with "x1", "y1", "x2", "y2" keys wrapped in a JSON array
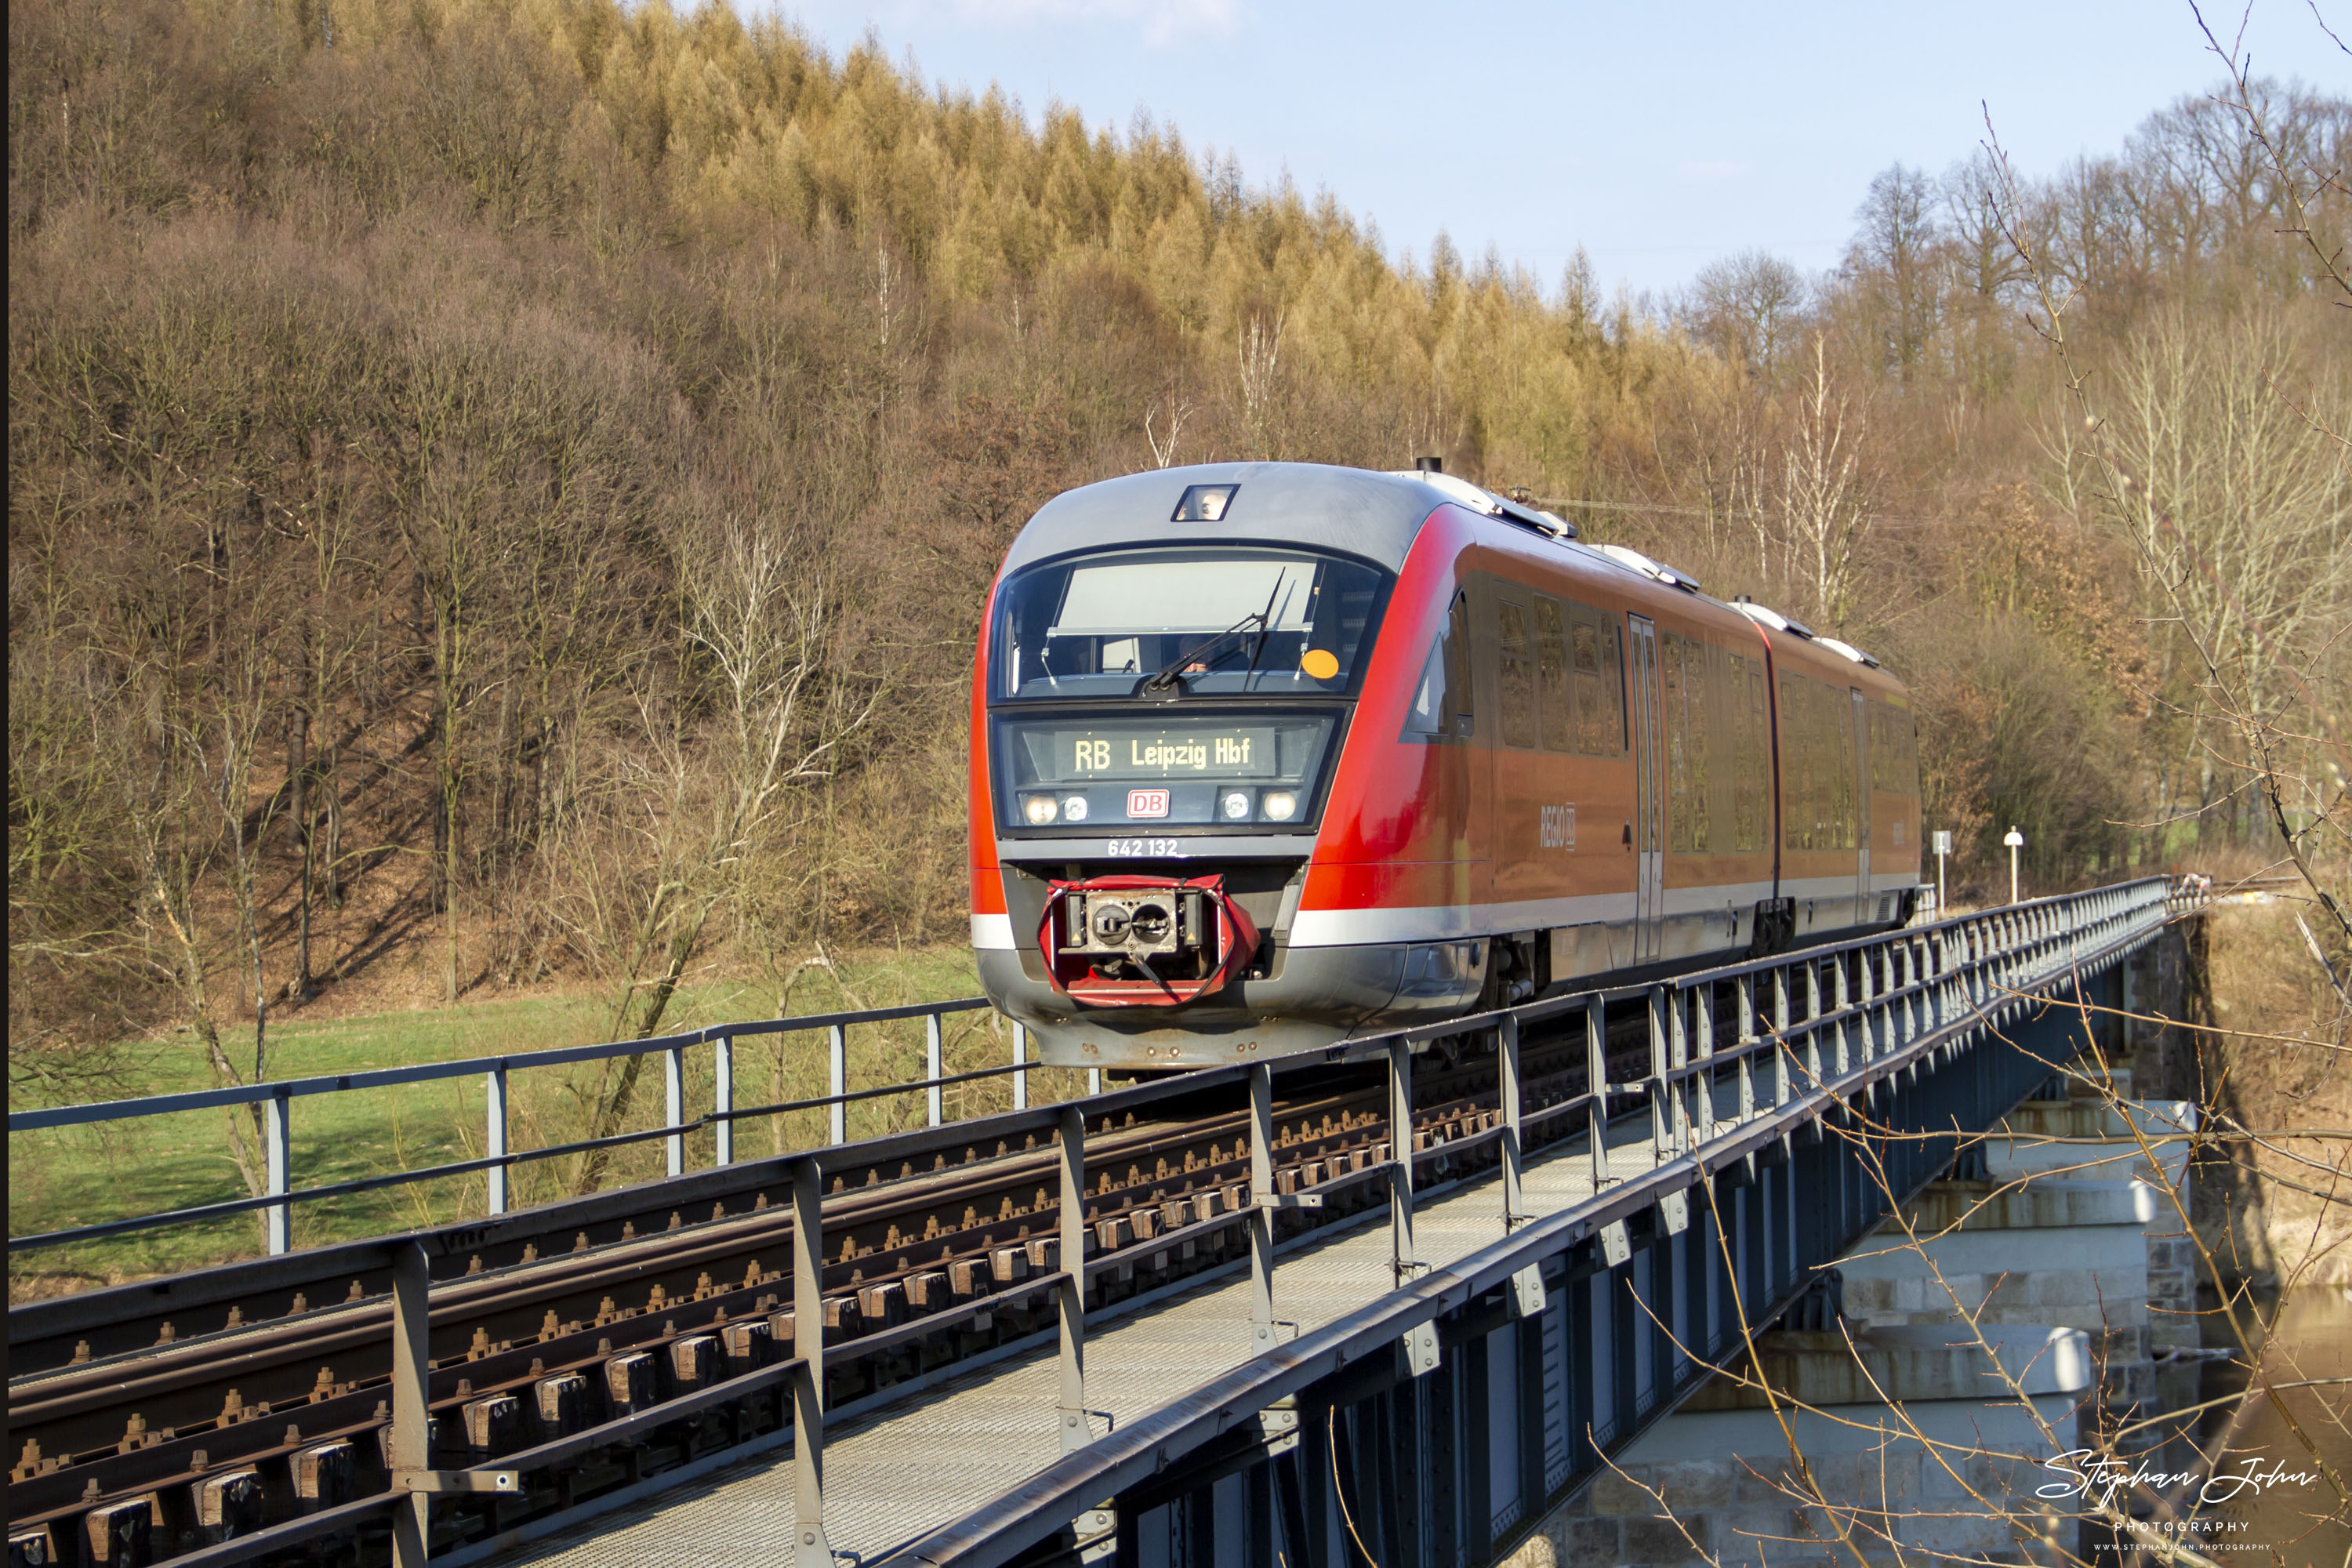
[{"x1": 9, "y1": 0, "x2": 2350, "y2": 1111}]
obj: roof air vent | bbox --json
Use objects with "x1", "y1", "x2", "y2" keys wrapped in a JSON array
[
  {"x1": 1389, "y1": 470, "x2": 1577, "y2": 541},
  {"x1": 1594, "y1": 543, "x2": 1701, "y2": 593},
  {"x1": 1730, "y1": 599, "x2": 1816, "y2": 639},
  {"x1": 1815, "y1": 637, "x2": 1881, "y2": 668}
]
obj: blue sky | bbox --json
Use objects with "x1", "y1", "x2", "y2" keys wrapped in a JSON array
[{"x1": 765, "y1": 0, "x2": 2348, "y2": 300}]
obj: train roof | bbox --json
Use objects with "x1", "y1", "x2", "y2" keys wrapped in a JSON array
[
  {"x1": 1000, "y1": 463, "x2": 1446, "y2": 577},
  {"x1": 1002, "y1": 461, "x2": 1907, "y2": 695}
]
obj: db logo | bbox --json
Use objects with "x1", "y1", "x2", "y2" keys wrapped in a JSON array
[{"x1": 1127, "y1": 789, "x2": 1171, "y2": 818}]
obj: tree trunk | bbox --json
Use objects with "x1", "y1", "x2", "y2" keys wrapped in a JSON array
[
  {"x1": 324, "y1": 739, "x2": 342, "y2": 914},
  {"x1": 291, "y1": 702, "x2": 312, "y2": 999},
  {"x1": 154, "y1": 877, "x2": 269, "y2": 1210},
  {"x1": 568, "y1": 909, "x2": 711, "y2": 1195},
  {"x1": 443, "y1": 758, "x2": 461, "y2": 1001}
]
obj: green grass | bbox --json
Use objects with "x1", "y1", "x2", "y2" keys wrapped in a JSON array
[{"x1": 4, "y1": 947, "x2": 1065, "y2": 1299}]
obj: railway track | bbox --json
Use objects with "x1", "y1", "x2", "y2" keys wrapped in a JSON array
[{"x1": 9, "y1": 994, "x2": 1712, "y2": 1568}]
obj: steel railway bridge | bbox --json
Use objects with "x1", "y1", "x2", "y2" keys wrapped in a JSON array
[{"x1": 7, "y1": 877, "x2": 2199, "y2": 1568}]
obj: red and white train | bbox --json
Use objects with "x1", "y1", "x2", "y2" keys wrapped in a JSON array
[{"x1": 967, "y1": 463, "x2": 1922, "y2": 1069}]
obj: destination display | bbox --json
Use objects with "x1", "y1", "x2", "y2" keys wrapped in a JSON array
[
  {"x1": 992, "y1": 713, "x2": 1342, "y2": 830},
  {"x1": 1054, "y1": 727, "x2": 1281, "y2": 779}
]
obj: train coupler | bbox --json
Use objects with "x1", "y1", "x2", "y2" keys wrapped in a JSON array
[{"x1": 1036, "y1": 873, "x2": 1260, "y2": 1007}]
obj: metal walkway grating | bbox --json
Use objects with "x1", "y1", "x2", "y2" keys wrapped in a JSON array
[{"x1": 488, "y1": 1105, "x2": 1654, "y2": 1565}]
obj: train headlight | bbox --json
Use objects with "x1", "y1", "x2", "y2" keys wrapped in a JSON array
[
  {"x1": 1022, "y1": 794, "x2": 1059, "y2": 826},
  {"x1": 1221, "y1": 789, "x2": 1252, "y2": 821},
  {"x1": 1062, "y1": 795, "x2": 1089, "y2": 822},
  {"x1": 1261, "y1": 789, "x2": 1298, "y2": 822}
]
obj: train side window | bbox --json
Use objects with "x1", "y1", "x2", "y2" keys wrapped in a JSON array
[
  {"x1": 1663, "y1": 633, "x2": 1687, "y2": 849},
  {"x1": 1405, "y1": 643, "x2": 1447, "y2": 737},
  {"x1": 1780, "y1": 671, "x2": 1813, "y2": 851},
  {"x1": 1535, "y1": 597, "x2": 1571, "y2": 751},
  {"x1": 1781, "y1": 673, "x2": 1860, "y2": 852},
  {"x1": 1663, "y1": 632, "x2": 1711, "y2": 854},
  {"x1": 1835, "y1": 688, "x2": 1859, "y2": 849},
  {"x1": 1737, "y1": 656, "x2": 1769, "y2": 851},
  {"x1": 1691, "y1": 637, "x2": 1713, "y2": 851},
  {"x1": 1567, "y1": 603, "x2": 1628, "y2": 757},
  {"x1": 1869, "y1": 702, "x2": 1920, "y2": 798},
  {"x1": 1497, "y1": 601, "x2": 1536, "y2": 748},
  {"x1": 1600, "y1": 615, "x2": 1627, "y2": 753},
  {"x1": 1570, "y1": 612, "x2": 1602, "y2": 753},
  {"x1": 1404, "y1": 591, "x2": 1473, "y2": 741}
]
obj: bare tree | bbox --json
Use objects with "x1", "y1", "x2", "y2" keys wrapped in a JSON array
[
  {"x1": 559, "y1": 509, "x2": 884, "y2": 1192},
  {"x1": 1763, "y1": 335, "x2": 1878, "y2": 633},
  {"x1": 1847, "y1": 162, "x2": 1945, "y2": 377},
  {"x1": 1980, "y1": 26, "x2": 2351, "y2": 947},
  {"x1": 1237, "y1": 310, "x2": 1286, "y2": 460},
  {"x1": 1690, "y1": 249, "x2": 1809, "y2": 381},
  {"x1": 1145, "y1": 384, "x2": 1196, "y2": 469}
]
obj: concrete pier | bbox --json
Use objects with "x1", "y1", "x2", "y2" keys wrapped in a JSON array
[
  {"x1": 1845, "y1": 1091, "x2": 2199, "y2": 1449},
  {"x1": 1521, "y1": 1325, "x2": 2091, "y2": 1568}
]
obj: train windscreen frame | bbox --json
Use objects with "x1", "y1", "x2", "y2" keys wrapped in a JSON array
[{"x1": 992, "y1": 545, "x2": 1392, "y2": 702}]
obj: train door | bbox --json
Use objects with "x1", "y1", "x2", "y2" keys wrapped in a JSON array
[
  {"x1": 1850, "y1": 688, "x2": 1871, "y2": 924},
  {"x1": 1628, "y1": 616, "x2": 1664, "y2": 963}
]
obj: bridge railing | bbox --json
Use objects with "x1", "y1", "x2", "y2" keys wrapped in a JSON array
[
  {"x1": 894, "y1": 873, "x2": 2199, "y2": 1566},
  {"x1": 3, "y1": 878, "x2": 2201, "y2": 1568},
  {"x1": 5, "y1": 997, "x2": 1072, "y2": 1256},
  {"x1": 7, "y1": 877, "x2": 2201, "y2": 1266}
]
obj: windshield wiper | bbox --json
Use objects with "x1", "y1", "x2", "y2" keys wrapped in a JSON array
[
  {"x1": 1140, "y1": 612, "x2": 1265, "y2": 696},
  {"x1": 1140, "y1": 575, "x2": 1290, "y2": 697},
  {"x1": 1242, "y1": 570, "x2": 1291, "y2": 681}
]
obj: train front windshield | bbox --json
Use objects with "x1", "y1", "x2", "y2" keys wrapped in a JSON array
[
  {"x1": 995, "y1": 547, "x2": 1387, "y2": 700},
  {"x1": 989, "y1": 546, "x2": 1390, "y2": 832}
]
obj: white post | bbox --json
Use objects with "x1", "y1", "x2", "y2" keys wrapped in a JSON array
[
  {"x1": 713, "y1": 1035, "x2": 734, "y2": 1167},
  {"x1": 1012, "y1": 1023, "x2": 1029, "y2": 1112},
  {"x1": 486, "y1": 1069, "x2": 510, "y2": 1216},
  {"x1": 828, "y1": 1025, "x2": 847, "y2": 1145},
  {"x1": 2005, "y1": 826, "x2": 2025, "y2": 906},
  {"x1": 926, "y1": 1013, "x2": 944, "y2": 1129},
  {"x1": 664, "y1": 1046, "x2": 687, "y2": 1178},
  {"x1": 265, "y1": 1088, "x2": 292, "y2": 1255}
]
